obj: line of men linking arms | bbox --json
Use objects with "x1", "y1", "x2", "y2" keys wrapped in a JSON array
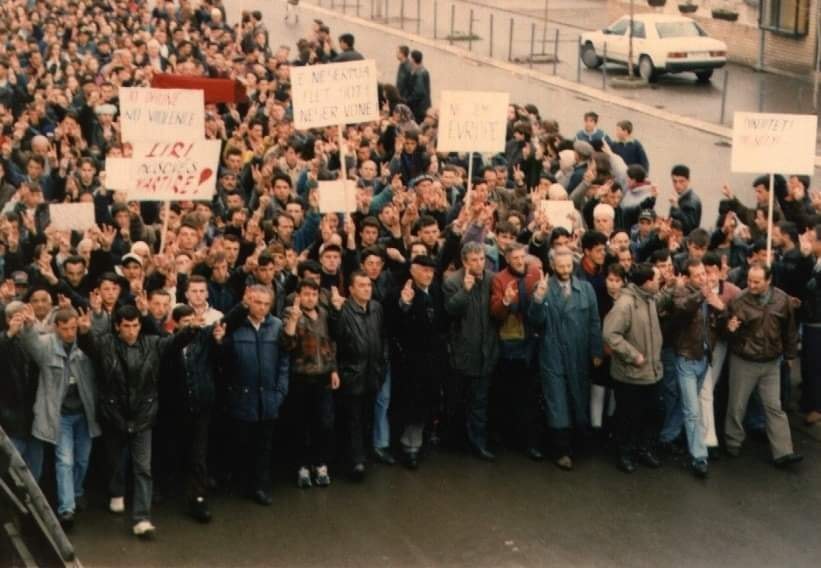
[{"x1": 0, "y1": 233, "x2": 810, "y2": 540}]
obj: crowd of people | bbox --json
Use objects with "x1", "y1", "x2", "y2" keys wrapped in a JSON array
[{"x1": 1, "y1": 0, "x2": 820, "y2": 542}]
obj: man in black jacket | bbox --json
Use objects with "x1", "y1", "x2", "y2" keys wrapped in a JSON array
[
  {"x1": 407, "y1": 50, "x2": 431, "y2": 123},
  {"x1": 331, "y1": 271, "x2": 386, "y2": 480},
  {"x1": 669, "y1": 164, "x2": 702, "y2": 235}
]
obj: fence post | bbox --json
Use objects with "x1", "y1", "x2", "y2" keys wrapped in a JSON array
[
  {"x1": 602, "y1": 42, "x2": 607, "y2": 90},
  {"x1": 450, "y1": 4, "x2": 455, "y2": 45},
  {"x1": 507, "y1": 18, "x2": 514, "y2": 62},
  {"x1": 370, "y1": 0, "x2": 374, "y2": 19},
  {"x1": 400, "y1": 0, "x2": 405, "y2": 28},
  {"x1": 719, "y1": 69, "x2": 729, "y2": 124},
  {"x1": 489, "y1": 13, "x2": 494, "y2": 57},
  {"x1": 434, "y1": 1, "x2": 438, "y2": 39},
  {"x1": 529, "y1": 22, "x2": 535, "y2": 68},
  {"x1": 356, "y1": 0, "x2": 360, "y2": 17},
  {"x1": 758, "y1": 74, "x2": 764, "y2": 112},
  {"x1": 552, "y1": 28, "x2": 559, "y2": 75},
  {"x1": 417, "y1": 0, "x2": 421, "y2": 34},
  {"x1": 468, "y1": 9, "x2": 474, "y2": 51}
]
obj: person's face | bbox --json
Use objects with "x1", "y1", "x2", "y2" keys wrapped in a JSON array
[
  {"x1": 552, "y1": 235, "x2": 569, "y2": 249},
  {"x1": 463, "y1": 252, "x2": 485, "y2": 277},
  {"x1": 277, "y1": 217, "x2": 295, "y2": 240},
  {"x1": 655, "y1": 258, "x2": 674, "y2": 284},
  {"x1": 584, "y1": 117, "x2": 597, "y2": 132},
  {"x1": 617, "y1": 250, "x2": 632, "y2": 271},
  {"x1": 506, "y1": 216, "x2": 522, "y2": 235},
  {"x1": 615, "y1": 126, "x2": 628, "y2": 141},
  {"x1": 298, "y1": 286, "x2": 319, "y2": 311},
  {"x1": 175, "y1": 254, "x2": 193, "y2": 274},
  {"x1": 671, "y1": 175, "x2": 689, "y2": 195},
  {"x1": 30, "y1": 290, "x2": 52, "y2": 319},
  {"x1": 121, "y1": 261, "x2": 142, "y2": 281},
  {"x1": 212, "y1": 260, "x2": 229, "y2": 284},
  {"x1": 610, "y1": 232, "x2": 630, "y2": 252},
  {"x1": 638, "y1": 218, "x2": 652, "y2": 238},
  {"x1": 349, "y1": 276, "x2": 373, "y2": 303},
  {"x1": 224, "y1": 241, "x2": 240, "y2": 264},
  {"x1": 771, "y1": 225, "x2": 784, "y2": 247},
  {"x1": 247, "y1": 290, "x2": 273, "y2": 320},
  {"x1": 606, "y1": 273, "x2": 624, "y2": 299},
  {"x1": 704, "y1": 264, "x2": 722, "y2": 289},
  {"x1": 55, "y1": 317, "x2": 78, "y2": 344},
  {"x1": 254, "y1": 263, "x2": 276, "y2": 285},
  {"x1": 186, "y1": 283, "x2": 208, "y2": 308},
  {"x1": 687, "y1": 263, "x2": 707, "y2": 289},
  {"x1": 178, "y1": 226, "x2": 199, "y2": 251},
  {"x1": 594, "y1": 216, "x2": 614, "y2": 237},
  {"x1": 273, "y1": 179, "x2": 291, "y2": 201},
  {"x1": 507, "y1": 248, "x2": 526, "y2": 273},
  {"x1": 361, "y1": 161, "x2": 377, "y2": 180},
  {"x1": 99, "y1": 280, "x2": 120, "y2": 306},
  {"x1": 403, "y1": 138, "x2": 417, "y2": 154},
  {"x1": 360, "y1": 226, "x2": 379, "y2": 246},
  {"x1": 419, "y1": 224, "x2": 440, "y2": 247},
  {"x1": 586, "y1": 244, "x2": 607, "y2": 267},
  {"x1": 687, "y1": 243, "x2": 706, "y2": 262},
  {"x1": 754, "y1": 185, "x2": 769, "y2": 205},
  {"x1": 483, "y1": 170, "x2": 498, "y2": 188},
  {"x1": 642, "y1": 267, "x2": 661, "y2": 294},
  {"x1": 496, "y1": 232, "x2": 515, "y2": 253},
  {"x1": 79, "y1": 161, "x2": 95, "y2": 182},
  {"x1": 149, "y1": 293, "x2": 170, "y2": 320},
  {"x1": 321, "y1": 251, "x2": 341, "y2": 273},
  {"x1": 362, "y1": 255, "x2": 384, "y2": 279},
  {"x1": 554, "y1": 254, "x2": 574, "y2": 281},
  {"x1": 116, "y1": 317, "x2": 141, "y2": 345},
  {"x1": 410, "y1": 264, "x2": 435, "y2": 288},
  {"x1": 747, "y1": 266, "x2": 770, "y2": 295},
  {"x1": 64, "y1": 261, "x2": 85, "y2": 287},
  {"x1": 285, "y1": 203, "x2": 304, "y2": 225}
]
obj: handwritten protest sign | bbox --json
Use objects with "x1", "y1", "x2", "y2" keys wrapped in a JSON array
[
  {"x1": 105, "y1": 139, "x2": 220, "y2": 201},
  {"x1": 438, "y1": 90, "x2": 509, "y2": 153},
  {"x1": 48, "y1": 203, "x2": 96, "y2": 232},
  {"x1": 119, "y1": 87, "x2": 205, "y2": 143},
  {"x1": 731, "y1": 112, "x2": 817, "y2": 175},
  {"x1": 291, "y1": 60, "x2": 379, "y2": 129},
  {"x1": 318, "y1": 180, "x2": 357, "y2": 213},
  {"x1": 540, "y1": 200, "x2": 576, "y2": 232}
]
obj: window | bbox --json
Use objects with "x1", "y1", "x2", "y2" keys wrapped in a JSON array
[
  {"x1": 655, "y1": 21, "x2": 707, "y2": 38},
  {"x1": 632, "y1": 21, "x2": 646, "y2": 39},
  {"x1": 606, "y1": 19, "x2": 629, "y2": 36},
  {"x1": 760, "y1": 0, "x2": 809, "y2": 36}
]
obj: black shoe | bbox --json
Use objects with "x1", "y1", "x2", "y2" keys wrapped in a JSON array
[
  {"x1": 617, "y1": 455, "x2": 636, "y2": 473},
  {"x1": 657, "y1": 441, "x2": 685, "y2": 456},
  {"x1": 373, "y1": 447, "x2": 396, "y2": 465},
  {"x1": 773, "y1": 453, "x2": 804, "y2": 468},
  {"x1": 251, "y1": 489, "x2": 272, "y2": 506},
  {"x1": 404, "y1": 452, "x2": 419, "y2": 470},
  {"x1": 526, "y1": 447, "x2": 544, "y2": 461},
  {"x1": 350, "y1": 463, "x2": 366, "y2": 482},
  {"x1": 188, "y1": 497, "x2": 212, "y2": 523},
  {"x1": 59, "y1": 511, "x2": 75, "y2": 530},
  {"x1": 637, "y1": 450, "x2": 661, "y2": 468},
  {"x1": 471, "y1": 446, "x2": 496, "y2": 462},
  {"x1": 689, "y1": 459, "x2": 709, "y2": 478},
  {"x1": 707, "y1": 447, "x2": 721, "y2": 461},
  {"x1": 75, "y1": 495, "x2": 88, "y2": 512}
]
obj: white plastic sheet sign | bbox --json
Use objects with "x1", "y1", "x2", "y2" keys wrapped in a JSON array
[
  {"x1": 48, "y1": 202, "x2": 96, "y2": 232},
  {"x1": 105, "y1": 140, "x2": 221, "y2": 201},
  {"x1": 540, "y1": 200, "x2": 576, "y2": 232},
  {"x1": 119, "y1": 87, "x2": 205, "y2": 143},
  {"x1": 438, "y1": 90, "x2": 509, "y2": 153},
  {"x1": 318, "y1": 180, "x2": 357, "y2": 213},
  {"x1": 290, "y1": 60, "x2": 380, "y2": 129},
  {"x1": 731, "y1": 112, "x2": 817, "y2": 175}
]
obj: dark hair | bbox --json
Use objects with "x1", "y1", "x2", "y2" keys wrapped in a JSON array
[
  {"x1": 702, "y1": 251, "x2": 722, "y2": 268},
  {"x1": 626, "y1": 164, "x2": 647, "y2": 183},
  {"x1": 349, "y1": 270, "x2": 371, "y2": 285},
  {"x1": 606, "y1": 263, "x2": 627, "y2": 282},
  {"x1": 297, "y1": 260, "x2": 322, "y2": 277},
  {"x1": 581, "y1": 230, "x2": 608, "y2": 252},
  {"x1": 257, "y1": 253, "x2": 275, "y2": 267},
  {"x1": 687, "y1": 228, "x2": 710, "y2": 248},
  {"x1": 549, "y1": 227, "x2": 571, "y2": 246},
  {"x1": 685, "y1": 258, "x2": 703, "y2": 276},
  {"x1": 114, "y1": 304, "x2": 141, "y2": 325},
  {"x1": 54, "y1": 307, "x2": 79, "y2": 325},
  {"x1": 187, "y1": 274, "x2": 208, "y2": 287},
  {"x1": 148, "y1": 289, "x2": 171, "y2": 301},
  {"x1": 650, "y1": 248, "x2": 671, "y2": 264},
  {"x1": 777, "y1": 221, "x2": 798, "y2": 245},
  {"x1": 748, "y1": 261, "x2": 772, "y2": 281},
  {"x1": 172, "y1": 304, "x2": 195, "y2": 322},
  {"x1": 360, "y1": 246, "x2": 384, "y2": 263},
  {"x1": 616, "y1": 120, "x2": 633, "y2": 134},
  {"x1": 360, "y1": 216, "x2": 380, "y2": 232},
  {"x1": 410, "y1": 50, "x2": 423, "y2": 64},
  {"x1": 629, "y1": 263, "x2": 656, "y2": 287},
  {"x1": 584, "y1": 111, "x2": 599, "y2": 123},
  {"x1": 98, "y1": 272, "x2": 121, "y2": 286},
  {"x1": 671, "y1": 164, "x2": 690, "y2": 179},
  {"x1": 272, "y1": 173, "x2": 293, "y2": 188},
  {"x1": 63, "y1": 255, "x2": 87, "y2": 269},
  {"x1": 296, "y1": 279, "x2": 320, "y2": 293},
  {"x1": 495, "y1": 221, "x2": 517, "y2": 237},
  {"x1": 398, "y1": 45, "x2": 410, "y2": 57},
  {"x1": 749, "y1": 239, "x2": 767, "y2": 256},
  {"x1": 413, "y1": 215, "x2": 438, "y2": 234},
  {"x1": 339, "y1": 33, "x2": 355, "y2": 48}
]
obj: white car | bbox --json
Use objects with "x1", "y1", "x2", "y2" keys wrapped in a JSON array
[{"x1": 580, "y1": 14, "x2": 727, "y2": 82}]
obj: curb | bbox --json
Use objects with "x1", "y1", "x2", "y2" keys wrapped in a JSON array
[{"x1": 300, "y1": 2, "x2": 821, "y2": 170}]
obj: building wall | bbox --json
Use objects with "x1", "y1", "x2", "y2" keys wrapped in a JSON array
[{"x1": 606, "y1": 0, "x2": 818, "y2": 75}]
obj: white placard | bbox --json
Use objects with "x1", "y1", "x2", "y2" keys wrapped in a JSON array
[
  {"x1": 290, "y1": 60, "x2": 380, "y2": 129},
  {"x1": 437, "y1": 90, "x2": 509, "y2": 153},
  {"x1": 105, "y1": 140, "x2": 221, "y2": 201},
  {"x1": 119, "y1": 87, "x2": 205, "y2": 143},
  {"x1": 49, "y1": 203, "x2": 96, "y2": 232},
  {"x1": 731, "y1": 112, "x2": 817, "y2": 175},
  {"x1": 540, "y1": 200, "x2": 576, "y2": 232},
  {"x1": 318, "y1": 180, "x2": 357, "y2": 213}
]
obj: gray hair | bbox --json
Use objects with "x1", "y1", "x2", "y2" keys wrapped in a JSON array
[
  {"x1": 461, "y1": 241, "x2": 485, "y2": 260},
  {"x1": 247, "y1": 284, "x2": 274, "y2": 301},
  {"x1": 4, "y1": 300, "x2": 25, "y2": 320}
]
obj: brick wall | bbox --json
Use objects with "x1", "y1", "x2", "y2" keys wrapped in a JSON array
[{"x1": 606, "y1": 0, "x2": 818, "y2": 75}]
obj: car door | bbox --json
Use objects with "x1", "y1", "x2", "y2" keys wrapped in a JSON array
[
  {"x1": 627, "y1": 19, "x2": 647, "y2": 68},
  {"x1": 601, "y1": 17, "x2": 629, "y2": 63}
]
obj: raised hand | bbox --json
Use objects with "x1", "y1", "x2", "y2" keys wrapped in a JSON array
[
  {"x1": 330, "y1": 286, "x2": 345, "y2": 310},
  {"x1": 533, "y1": 271, "x2": 549, "y2": 303},
  {"x1": 89, "y1": 289, "x2": 102, "y2": 314},
  {"x1": 77, "y1": 307, "x2": 92, "y2": 334},
  {"x1": 6, "y1": 312, "x2": 24, "y2": 337},
  {"x1": 727, "y1": 316, "x2": 742, "y2": 333},
  {"x1": 400, "y1": 279, "x2": 415, "y2": 305},
  {"x1": 290, "y1": 296, "x2": 303, "y2": 321},
  {"x1": 503, "y1": 280, "x2": 518, "y2": 305},
  {"x1": 212, "y1": 321, "x2": 226, "y2": 343},
  {"x1": 463, "y1": 271, "x2": 476, "y2": 292}
]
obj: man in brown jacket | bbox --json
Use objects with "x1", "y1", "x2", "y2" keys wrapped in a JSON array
[{"x1": 725, "y1": 263, "x2": 802, "y2": 467}]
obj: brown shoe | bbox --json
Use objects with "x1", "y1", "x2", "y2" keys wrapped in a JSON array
[
  {"x1": 804, "y1": 411, "x2": 821, "y2": 425},
  {"x1": 555, "y1": 456, "x2": 573, "y2": 471}
]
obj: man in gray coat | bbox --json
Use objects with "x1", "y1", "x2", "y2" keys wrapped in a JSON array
[
  {"x1": 19, "y1": 305, "x2": 100, "y2": 528},
  {"x1": 443, "y1": 242, "x2": 499, "y2": 460}
]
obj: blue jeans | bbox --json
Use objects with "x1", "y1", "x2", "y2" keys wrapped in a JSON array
[
  {"x1": 675, "y1": 356, "x2": 708, "y2": 461},
  {"x1": 56, "y1": 413, "x2": 93, "y2": 515},
  {"x1": 660, "y1": 347, "x2": 683, "y2": 443},
  {"x1": 11, "y1": 436, "x2": 44, "y2": 481},
  {"x1": 373, "y1": 368, "x2": 391, "y2": 449}
]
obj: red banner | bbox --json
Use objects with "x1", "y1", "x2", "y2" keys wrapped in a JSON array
[{"x1": 149, "y1": 74, "x2": 247, "y2": 104}]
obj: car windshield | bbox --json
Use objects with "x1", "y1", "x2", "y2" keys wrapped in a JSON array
[{"x1": 655, "y1": 21, "x2": 706, "y2": 38}]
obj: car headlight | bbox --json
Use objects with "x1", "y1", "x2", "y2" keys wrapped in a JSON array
[{"x1": 709, "y1": 50, "x2": 727, "y2": 57}]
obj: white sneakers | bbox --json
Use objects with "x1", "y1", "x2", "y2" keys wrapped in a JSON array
[
  {"x1": 109, "y1": 497, "x2": 125, "y2": 514},
  {"x1": 132, "y1": 520, "x2": 156, "y2": 538},
  {"x1": 297, "y1": 467, "x2": 312, "y2": 489},
  {"x1": 314, "y1": 465, "x2": 331, "y2": 487}
]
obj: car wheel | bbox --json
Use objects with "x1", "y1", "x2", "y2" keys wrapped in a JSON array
[
  {"x1": 581, "y1": 43, "x2": 602, "y2": 69},
  {"x1": 638, "y1": 55, "x2": 657, "y2": 83},
  {"x1": 695, "y1": 70, "x2": 713, "y2": 83}
]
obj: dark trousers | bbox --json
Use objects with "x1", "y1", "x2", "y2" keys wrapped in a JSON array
[
  {"x1": 233, "y1": 419, "x2": 275, "y2": 492},
  {"x1": 104, "y1": 428, "x2": 152, "y2": 523},
  {"x1": 290, "y1": 381, "x2": 335, "y2": 467},
  {"x1": 613, "y1": 380, "x2": 664, "y2": 456},
  {"x1": 801, "y1": 326, "x2": 821, "y2": 413},
  {"x1": 340, "y1": 392, "x2": 375, "y2": 465},
  {"x1": 492, "y1": 358, "x2": 543, "y2": 450},
  {"x1": 182, "y1": 410, "x2": 210, "y2": 501},
  {"x1": 446, "y1": 372, "x2": 492, "y2": 450}
]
